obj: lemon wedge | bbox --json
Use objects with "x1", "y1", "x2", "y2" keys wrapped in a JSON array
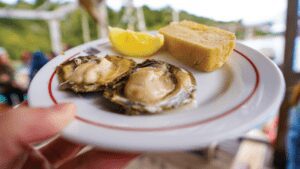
[{"x1": 109, "y1": 27, "x2": 164, "y2": 57}]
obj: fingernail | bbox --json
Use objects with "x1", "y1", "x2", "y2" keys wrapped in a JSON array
[
  {"x1": 51, "y1": 103, "x2": 76, "y2": 115},
  {"x1": 48, "y1": 103, "x2": 76, "y2": 125},
  {"x1": 44, "y1": 103, "x2": 76, "y2": 131}
]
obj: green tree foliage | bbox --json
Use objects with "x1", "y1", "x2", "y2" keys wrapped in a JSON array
[
  {"x1": 107, "y1": 7, "x2": 126, "y2": 28},
  {"x1": 61, "y1": 9, "x2": 85, "y2": 47},
  {"x1": 14, "y1": 0, "x2": 34, "y2": 9},
  {"x1": 0, "y1": 2, "x2": 6, "y2": 7},
  {"x1": 143, "y1": 6, "x2": 172, "y2": 30},
  {"x1": 0, "y1": 19, "x2": 50, "y2": 60},
  {"x1": 33, "y1": 0, "x2": 47, "y2": 8}
]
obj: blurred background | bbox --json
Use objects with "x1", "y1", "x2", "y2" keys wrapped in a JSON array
[{"x1": 0, "y1": 0, "x2": 298, "y2": 169}]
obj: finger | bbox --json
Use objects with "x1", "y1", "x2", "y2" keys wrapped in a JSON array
[
  {"x1": 0, "y1": 103, "x2": 76, "y2": 144},
  {"x1": 58, "y1": 150, "x2": 138, "y2": 169},
  {"x1": 0, "y1": 103, "x2": 11, "y2": 113},
  {"x1": 0, "y1": 100, "x2": 26, "y2": 114},
  {"x1": 16, "y1": 101, "x2": 29, "y2": 108},
  {"x1": 10, "y1": 101, "x2": 28, "y2": 110},
  {"x1": 0, "y1": 100, "x2": 27, "y2": 114},
  {"x1": 39, "y1": 138, "x2": 84, "y2": 168}
]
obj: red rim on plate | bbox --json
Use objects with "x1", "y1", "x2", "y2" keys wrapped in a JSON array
[{"x1": 48, "y1": 49, "x2": 260, "y2": 132}]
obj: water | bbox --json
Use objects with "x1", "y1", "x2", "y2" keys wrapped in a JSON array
[{"x1": 241, "y1": 36, "x2": 285, "y2": 65}]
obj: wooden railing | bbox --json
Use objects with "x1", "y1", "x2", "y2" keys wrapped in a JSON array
[{"x1": 274, "y1": 0, "x2": 299, "y2": 168}]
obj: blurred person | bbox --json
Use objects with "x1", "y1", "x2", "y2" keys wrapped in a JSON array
[
  {"x1": 0, "y1": 48, "x2": 14, "y2": 86},
  {"x1": 0, "y1": 48, "x2": 25, "y2": 105},
  {"x1": 0, "y1": 102, "x2": 137, "y2": 169},
  {"x1": 0, "y1": 103, "x2": 10, "y2": 112},
  {"x1": 21, "y1": 51, "x2": 32, "y2": 66},
  {"x1": 30, "y1": 51, "x2": 49, "y2": 81},
  {"x1": 15, "y1": 51, "x2": 32, "y2": 90},
  {"x1": 287, "y1": 83, "x2": 300, "y2": 169}
]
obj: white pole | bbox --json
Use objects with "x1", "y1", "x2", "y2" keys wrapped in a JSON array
[
  {"x1": 81, "y1": 9, "x2": 91, "y2": 42},
  {"x1": 172, "y1": 9, "x2": 179, "y2": 22},
  {"x1": 136, "y1": 7, "x2": 146, "y2": 31},
  {"x1": 98, "y1": 0, "x2": 108, "y2": 38},
  {"x1": 48, "y1": 19, "x2": 62, "y2": 53},
  {"x1": 123, "y1": 0, "x2": 135, "y2": 30}
]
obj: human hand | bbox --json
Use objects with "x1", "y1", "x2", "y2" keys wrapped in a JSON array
[{"x1": 0, "y1": 103, "x2": 137, "y2": 169}]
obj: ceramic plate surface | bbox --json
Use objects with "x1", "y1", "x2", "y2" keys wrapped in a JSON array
[{"x1": 28, "y1": 39, "x2": 285, "y2": 152}]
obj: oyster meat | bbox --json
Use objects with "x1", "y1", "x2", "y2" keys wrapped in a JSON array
[
  {"x1": 104, "y1": 60, "x2": 196, "y2": 115},
  {"x1": 57, "y1": 55, "x2": 136, "y2": 93}
]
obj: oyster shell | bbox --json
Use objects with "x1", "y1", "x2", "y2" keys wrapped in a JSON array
[
  {"x1": 57, "y1": 55, "x2": 136, "y2": 93},
  {"x1": 104, "y1": 60, "x2": 196, "y2": 115}
]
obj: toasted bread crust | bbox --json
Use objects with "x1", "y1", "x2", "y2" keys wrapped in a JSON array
[{"x1": 159, "y1": 20, "x2": 236, "y2": 72}]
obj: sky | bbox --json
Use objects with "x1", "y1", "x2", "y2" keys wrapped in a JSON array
[{"x1": 1, "y1": 0, "x2": 287, "y2": 25}]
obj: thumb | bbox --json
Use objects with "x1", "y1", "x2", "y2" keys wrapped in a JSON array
[{"x1": 1, "y1": 103, "x2": 76, "y2": 144}]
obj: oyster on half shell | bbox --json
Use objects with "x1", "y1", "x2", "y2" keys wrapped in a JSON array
[
  {"x1": 104, "y1": 60, "x2": 196, "y2": 115},
  {"x1": 57, "y1": 55, "x2": 136, "y2": 93}
]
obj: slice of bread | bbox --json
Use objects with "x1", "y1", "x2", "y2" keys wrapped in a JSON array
[{"x1": 159, "y1": 20, "x2": 236, "y2": 72}]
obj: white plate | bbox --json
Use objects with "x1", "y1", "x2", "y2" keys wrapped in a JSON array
[{"x1": 28, "y1": 39, "x2": 285, "y2": 152}]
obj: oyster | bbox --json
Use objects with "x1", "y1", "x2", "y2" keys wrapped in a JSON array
[
  {"x1": 57, "y1": 55, "x2": 136, "y2": 93},
  {"x1": 104, "y1": 60, "x2": 196, "y2": 115}
]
